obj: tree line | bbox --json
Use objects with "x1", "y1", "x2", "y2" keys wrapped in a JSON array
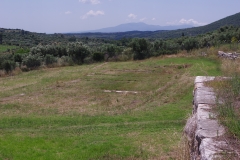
[{"x1": 0, "y1": 26, "x2": 240, "y2": 74}]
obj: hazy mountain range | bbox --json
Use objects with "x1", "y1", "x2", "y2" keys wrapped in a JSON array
[
  {"x1": 76, "y1": 23, "x2": 194, "y2": 33},
  {"x1": 70, "y1": 12, "x2": 240, "y2": 39}
]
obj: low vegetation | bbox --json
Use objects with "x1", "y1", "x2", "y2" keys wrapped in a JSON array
[
  {"x1": 207, "y1": 59, "x2": 240, "y2": 140},
  {"x1": 0, "y1": 54, "x2": 221, "y2": 159},
  {"x1": 0, "y1": 45, "x2": 19, "y2": 53}
]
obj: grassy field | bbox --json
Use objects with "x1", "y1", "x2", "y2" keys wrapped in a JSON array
[
  {"x1": 0, "y1": 45, "x2": 19, "y2": 53},
  {"x1": 0, "y1": 55, "x2": 221, "y2": 159}
]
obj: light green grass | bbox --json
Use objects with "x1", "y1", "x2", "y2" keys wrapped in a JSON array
[
  {"x1": 0, "y1": 45, "x2": 19, "y2": 53},
  {"x1": 0, "y1": 56, "x2": 221, "y2": 159}
]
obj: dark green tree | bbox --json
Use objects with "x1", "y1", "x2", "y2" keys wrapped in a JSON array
[
  {"x1": 102, "y1": 44, "x2": 119, "y2": 61},
  {"x1": 0, "y1": 33, "x2": 2, "y2": 44},
  {"x1": 45, "y1": 54, "x2": 57, "y2": 66},
  {"x1": 68, "y1": 36, "x2": 76, "y2": 42},
  {"x1": 23, "y1": 54, "x2": 43, "y2": 69},
  {"x1": 2, "y1": 60, "x2": 16, "y2": 73},
  {"x1": 67, "y1": 42, "x2": 91, "y2": 64},
  {"x1": 92, "y1": 52, "x2": 104, "y2": 62},
  {"x1": 131, "y1": 38, "x2": 150, "y2": 60},
  {"x1": 183, "y1": 38, "x2": 198, "y2": 52},
  {"x1": 14, "y1": 53, "x2": 24, "y2": 67}
]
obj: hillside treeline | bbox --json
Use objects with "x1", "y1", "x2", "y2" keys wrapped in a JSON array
[{"x1": 0, "y1": 26, "x2": 240, "y2": 74}]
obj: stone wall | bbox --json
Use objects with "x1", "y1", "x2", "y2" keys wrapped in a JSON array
[{"x1": 184, "y1": 76, "x2": 228, "y2": 160}]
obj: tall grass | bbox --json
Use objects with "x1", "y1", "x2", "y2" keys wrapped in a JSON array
[
  {"x1": 209, "y1": 59, "x2": 240, "y2": 139},
  {"x1": 175, "y1": 136, "x2": 191, "y2": 160}
]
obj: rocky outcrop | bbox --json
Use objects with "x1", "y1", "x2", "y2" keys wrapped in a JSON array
[
  {"x1": 218, "y1": 51, "x2": 240, "y2": 59},
  {"x1": 185, "y1": 76, "x2": 229, "y2": 160}
]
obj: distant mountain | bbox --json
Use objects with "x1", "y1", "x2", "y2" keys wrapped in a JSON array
[
  {"x1": 150, "y1": 11, "x2": 240, "y2": 39},
  {"x1": 69, "y1": 12, "x2": 240, "y2": 39},
  {"x1": 78, "y1": 22, "x2": 193, "y2": 33},
  {"x1": 155, "y1": 12, "x2": 240, "y2": 38}
]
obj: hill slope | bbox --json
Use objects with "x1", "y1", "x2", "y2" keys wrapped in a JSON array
[
  {"x1": 70, "y1": 12, "x2": 240, "y2": 39},
  {"x1": 150, "y1": 12, "x2": 240, "y2": 38}
]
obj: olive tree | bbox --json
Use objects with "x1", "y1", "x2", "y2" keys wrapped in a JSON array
[
  {"x1": 67, "y1": 42, "x2": 91, "y2": 64},
  {"x1": 130, "y1": 38, "x2": 150, "y2": 60}
]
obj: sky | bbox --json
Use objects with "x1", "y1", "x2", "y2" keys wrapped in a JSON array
[{"x1": 0, "y1": 0, "x2": 240, "y2": 33}]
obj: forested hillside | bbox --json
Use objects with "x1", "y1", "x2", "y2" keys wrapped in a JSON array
[{"x1": 0, "y1": 29, "x2": 69, "y2": 47}]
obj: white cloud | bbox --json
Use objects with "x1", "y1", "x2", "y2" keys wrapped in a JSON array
[
  {"x1": 128, "y1": 13, "x2": 137, "y2": 19},
  {"x1": 65, "y1": 11, "x2": 72, "y2": 15},
  {"x1": 167, "y1": 18, "x2": 206, "y2": 26},
  {"x1": 179, "y1": 18, "x2": 205, "y2": 26},
  {"x1": 79, "y1": 0, "x2": 100, "y2": 5},
  {"x1": 140, "y1": 17, "x2": 147, "y2": 21},
  {"x1": 81, "y1": 10, "x2": 105, "y2": 19},
  {"x1": 152, "y1": 18, "x2": 156, "y2": 21}
]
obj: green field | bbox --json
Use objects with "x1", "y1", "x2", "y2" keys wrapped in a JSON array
[
  {"x1": 0, "y1": 45, "x2": 19, "y2": 53},
  {"x1": 0, "y1": 56, "x2": 221, "y2": 159}
]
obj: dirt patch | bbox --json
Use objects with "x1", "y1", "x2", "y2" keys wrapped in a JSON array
[
  {"x1": 0, "y1": 93, "x2": 26, "y2": 103},
  {"x1": 163, "y1": 64, "x2": 192, "y2": 69},
  {"x1": 104, "y1": 90, "x2": 139, "y2": 94},
  {"x1": 68, "y1": 79, "x2": 81, "y2": 83},
  {"x1": 92, "y1": 62, "x2": 108, "y2": 69}
]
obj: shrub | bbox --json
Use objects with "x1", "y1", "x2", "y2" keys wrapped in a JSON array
[
  {"x1": 15, "y1": 48, "x2": 30, "y2": 54},
  {"x1": 92, "y1": 52, "x2": 104, "y2": 62},
  {"x1": 0, "y1": 54, "x2": 14, "y2": 70},
  {"x1": 14, "y1": 53, "x2": 23, "y2": 63},
  {"x1": 131, "y1": 38, "x2": 150, "y2": 60},
  {"x1": 83, "y1": 56, "x2": 94, "y2": 64},
  {"x1": 45, "y1": 54, "x2": 57, "y2": 66},
  {"x1": 2, "y1": 60, "x2": 16, "y2": 73},
  {"x1": 23, "y1": 53, "x2": 43, "y2": 69},
  {"x1": 59, "y1": 56, "x2": 74, "y2": 66},
  {"x1": 67, "y1": 42, "x2": 91, "y2": 64}
]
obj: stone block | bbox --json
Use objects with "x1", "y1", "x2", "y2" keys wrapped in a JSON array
[{"x1": 200, "y1": 138, "x2": 228, "y2": 160}]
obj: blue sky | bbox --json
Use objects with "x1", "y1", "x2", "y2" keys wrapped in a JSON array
[{"x1": 0, "y1": 0, "x2": 240, "y2": 33}]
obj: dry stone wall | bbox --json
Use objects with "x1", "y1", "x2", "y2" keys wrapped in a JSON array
[{"x1": 185, "y1": 76, "x2": 228, "y2": 160}]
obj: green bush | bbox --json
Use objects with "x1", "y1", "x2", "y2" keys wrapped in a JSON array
[
  {"x1": 67, "y1": 42, "x2": 91, "y2": 64},
  {"x1": 45, "y1": 54, "x2": 57, "y2": 66},
  {"x1": 16, "y1": 48, "x2": 30, "y2": 54},
  {"x1": 131, "y1": 38, "x2": 150, "y2": 60},
  {"x1": 23, "y1": 53, "x2": 43, "y2": 69},
  {"x1": 83, "y1": 57, "x2": 94, "y2": 64},
  {"x1": 60, "y1": 56, "x2": 74, "y2": 66},
  {"x1": 0, "y1": 54, "x2": 14, "y2": 69},
  {"x1": 2, "y1": 60, "x2": 16, "y2": 73},
  {"x1": 92, "y1": 52, "x2": 104, "y2": 62}
]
